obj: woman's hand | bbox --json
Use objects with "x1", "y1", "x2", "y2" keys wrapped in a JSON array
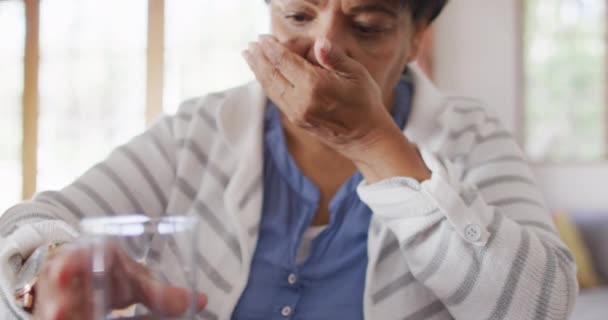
[
  {"x1": 243, "y1": 35, "x2": 431, "y2": 182},
  {"x1": 33, "y1": 242, "x2": 207, "y2": 320}
]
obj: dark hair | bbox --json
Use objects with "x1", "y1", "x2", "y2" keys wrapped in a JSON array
[
  {"x1": 264, "y1": 0, "x2": 448, "y2": 24},
  {"x1": 406, "y1": 0, "x2": 448, "y2": 23}
]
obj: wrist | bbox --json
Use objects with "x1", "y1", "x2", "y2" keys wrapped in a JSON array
[
  {"x1": 348, "y1": 128, "x2": 431, "y2": 183},
  {"x1": 14, "y1": 242, "x2": 65, "y2": 313}
]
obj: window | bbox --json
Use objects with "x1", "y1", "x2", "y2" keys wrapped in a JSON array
[
  {"x1": 163, "y1": 0, "x2": 269, "y2": 113},
  {"x1": 0, "y1": 1, "x2": 25, "y2": 214},
  {"x1": 37, "y1": 0, "x2": 147, "y2": 191},
  {"x1": 524, "y1": 0, "x2": 607, "y2": 162},
  {"x1": 0, "y1": 1, "x2": 271, "y2": 215}
]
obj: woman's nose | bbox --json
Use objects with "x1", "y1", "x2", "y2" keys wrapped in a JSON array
[
  {"x1": 278, "y1": 36, "x2": 323, "y2": 67},
  {"x1": 279, "y1": 19, "x2": 351, "y2": 67}
]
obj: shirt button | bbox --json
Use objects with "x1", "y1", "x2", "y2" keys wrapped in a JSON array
[
  {"x1": 288, "y1": 273, "x2": 297, "y2": 285},
  {"x1": 464, "y1": 224, "x2": 482, "y2": 242},
  {"x1": 281, "y1": 306, "x2": 292, "y2": 317}
]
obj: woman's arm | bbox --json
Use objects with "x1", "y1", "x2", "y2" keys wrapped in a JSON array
[
  {"x1": 0, "y1": 99, "x2": 197, "y2": 318},
  {"x1": 357, "y1": 103, "x2": 578, "y2": 320},
  {"x1": 244, "y1": 34, "x2": 577, "y2": 319}
]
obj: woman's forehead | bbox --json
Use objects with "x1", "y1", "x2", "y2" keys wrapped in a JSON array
[
  {"x1": 277, "y1": 0, "x2": 404, "y2": 15},
  {"x1": 279, "y1": 0, "x2": 403, "y2": 9}
]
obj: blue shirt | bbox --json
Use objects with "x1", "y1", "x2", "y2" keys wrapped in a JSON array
[{"x1": 232, "y1": 79, "x2": 412, "y2": 320}]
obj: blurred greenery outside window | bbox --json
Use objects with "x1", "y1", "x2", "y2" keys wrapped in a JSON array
[{"x1": 524, "y1": 0, "x2": 607, "y2": 162}]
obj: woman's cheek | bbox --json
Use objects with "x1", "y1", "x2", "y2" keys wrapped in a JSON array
[
  {"x1": 360, "y1": 44, "x2": 404, "y2": 74},
  {"x1": 271, "y1": 22, "x2": 314, "y2": 59}
]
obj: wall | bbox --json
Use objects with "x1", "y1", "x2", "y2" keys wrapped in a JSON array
[
  {"x1": 434, "y1": 0, "x2": 521, "y2": 134},
  {"x1": 433, "y1": 0, "x2": 608, "y2": 212}
]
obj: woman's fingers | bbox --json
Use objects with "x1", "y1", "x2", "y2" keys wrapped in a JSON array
[
  {"x1": 243, "y1": 42, "x2": 295, "y2": 109},
  {"x1": 108, "y1": 245, "x2": 207, "y2": 316},
  {"x1": 34, "y1": 242, "x2": 207, "y2": 319},
  {"x1": 50, "y1": 245, "x2": 92, "y2": 289},
  {"x1": 34, "y1": 244, "x2": 94, "y2": 320},
  {"x1": 257, "y1": 35, "x2": 315, "y2": 84},
  {"x1": 136, "y1": 276, "x2": 208, "y2": 316}
]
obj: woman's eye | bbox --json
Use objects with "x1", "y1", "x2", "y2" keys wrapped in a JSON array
[
  {"x1": 285, "y1": 12, "x2": 311, "y2": 23},
  {"x1": 354, "y1": 24, "x2": 383, "y2": 35}
]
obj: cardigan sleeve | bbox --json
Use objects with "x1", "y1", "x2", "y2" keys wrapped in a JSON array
[
  {"x1": 0, "y1": 99, "x2": 198, "y2": 319},
  {"x1": 357, "y1": 106, "x2": 578, "y2": 320}
]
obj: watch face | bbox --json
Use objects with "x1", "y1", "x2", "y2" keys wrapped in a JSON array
[{"x1": 15, "y1": 245, "x2": 49, "y2": 292}]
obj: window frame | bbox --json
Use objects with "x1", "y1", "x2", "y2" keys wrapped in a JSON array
[{"x1": 17, "y1": 0, "x2": 166, "y2": 200}]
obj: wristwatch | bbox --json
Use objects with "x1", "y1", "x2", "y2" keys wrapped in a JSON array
[{"x1": 14, "y1": 242, "x2": 63, "y2": 312}]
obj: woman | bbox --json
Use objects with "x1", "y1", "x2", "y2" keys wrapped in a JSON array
[{"x1": 0, "y1": 0, "x2": 577, "y2": 319}]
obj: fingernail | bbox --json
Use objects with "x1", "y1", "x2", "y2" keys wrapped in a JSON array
[
  {"x1": 318, "y1": 38, "x2": 332, "y2": 55},
  {"x1": 248, "y1": 42, "x2": 258, "y2": 53},
  {"x1": 197, "y1": 293, "x2": 208, "y2": 310}
]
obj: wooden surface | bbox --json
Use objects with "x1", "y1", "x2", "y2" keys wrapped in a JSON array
[
  {"x1": 146, "y1": 0, "x2": 165, "y2": 124},
  {"x1": 22, "y1": 0, "x2": 39, "y2": 199}
]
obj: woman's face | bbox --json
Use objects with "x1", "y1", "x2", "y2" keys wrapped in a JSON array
[{"x1": 269, "y1": 0, "x2": 426, "y2": 106}]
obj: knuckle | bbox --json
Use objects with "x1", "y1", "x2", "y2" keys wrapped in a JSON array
[
  {"x1": 292, "y1": 108, "x2": 312, "y2": 126},
  {"x1": 270, "y1": 67, "x2": 282, "y2": 83},
  {"x1": 308, "y1": 80, "x2": 325, "y2": 97},
  {"x1": 275, "y1": 49, "x2": 288, "y2": 68}
]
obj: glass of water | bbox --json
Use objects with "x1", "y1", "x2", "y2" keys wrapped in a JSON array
[{"x1": 80, "y1": 215, "x2": 201, "y2": 319}]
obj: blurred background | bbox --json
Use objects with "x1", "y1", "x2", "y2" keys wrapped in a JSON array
[{"x1": 0, "y1": 0, "x2": 607, "y2": 316}]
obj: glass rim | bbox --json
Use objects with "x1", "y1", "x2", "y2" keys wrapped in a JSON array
[{"x1": 80, "y1": 214, "x2": 198, "y2": 236}]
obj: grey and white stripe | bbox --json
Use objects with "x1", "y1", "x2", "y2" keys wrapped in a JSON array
[
  {"x1": 372, "y1": 272, "x2": 416, "y2": 305},
  {"x1": 0, "y1": 287, "x2": 24, "y2": 320},
  {"x1": 195, "y1": 251, "x2": 233, "y2": 294},
  {"x1": 238, "y1": 173, "x2": 262, "y2": 210},
  {"x1": 149, "y1": 128, "x2": 173, "y2": 168},
  {"x1": 416, "y1": 227, "x2": 453, "y2": 283},
  {"x1": 72, "y1": 181, "x2": 116, "y2": 215},
  {"x1": 488, "y1": 197, "x2": 545, "y2": 210},
  {"x1": 119, "y1": 146, "x2": 168, "y2": 209},
  {"x1": 376, "y1": 236, "x2": 400, "y2": 265},
  {"x1": 36, "y1": 191, "x2": 85, "y2": 219},
  {"x1": 198, "y1": 107, "x2": 218, "y2": 131},
  {"x1": 518, "y1": 220, "x2": 557, "y2": 235},
  {"x1": 475, "y1": 175, "x2": 536, "y2": 190},
  {"x1": 533, "y1": 242, "x2": 557, "y2": 320},
  {"x1": 0, "y1": 212, "x2": 57, "y2": 237},
  {"x1": 179, "y1": 139, "x2": 230, "y2": 188},
  {"x1": 403, "y1": 300, "x2": 446, "y2": 320},
  {"x1": 95, "y1": 163, "x2": 146, "y2": 214},
  {"x1": 176, "y1": 177, "x2": 241, "y2": 261},
  {"x1": 488, "y1": 229, "x2": 531, "y2": 320},
  {"x1": 444, "y1": 212, "x2": 503, "y2": 306}
]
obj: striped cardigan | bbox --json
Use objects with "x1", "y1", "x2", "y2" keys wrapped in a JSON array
[{"x1": 0, "y1": 65, "x2": 577, "y2": 319}]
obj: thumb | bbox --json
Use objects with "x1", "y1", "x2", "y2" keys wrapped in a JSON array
[
  {"x1": 314, "y1": 38, "x2": 360, "y2": 74},
  {"x1": 138, "y1": 277, "x2": 208, "y2": 316}
]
